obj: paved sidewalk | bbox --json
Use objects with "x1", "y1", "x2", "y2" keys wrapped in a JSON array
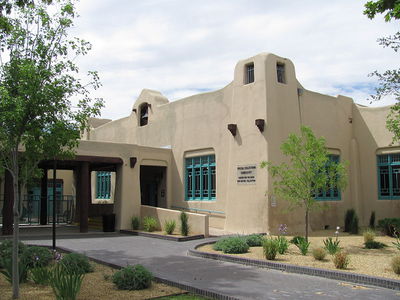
[{"x1": 24, "y1": 235, "x2": 400, "y2": 300}]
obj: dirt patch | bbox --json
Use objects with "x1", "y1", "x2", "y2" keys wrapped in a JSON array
[
  {"x1": 198, "y1": 232, "x2": 400, "y2": 280},
  {"x1": 0, "y1": 261, "x2": 184, "y2": 300}
]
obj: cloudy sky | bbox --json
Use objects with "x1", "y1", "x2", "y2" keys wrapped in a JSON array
[{"x1": 70, "y1": 0, "x2": 398, "y2": 120}]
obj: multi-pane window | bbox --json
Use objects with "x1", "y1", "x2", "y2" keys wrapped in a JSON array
[
  {"x1": 277, "y1": 62, "x2": 286, "y2": 83},
  {"x1": 185, "y1": 155, "x2": 216, "y2": 201},
  {"x1": 245, "y1": 63, "x2": 254, "y2": 84},
  {"x1": 316, "y1": 155, "x2": 340, "y2": 201},
  {"x1": 377, "y1": 154, "x2": 400, "y2": 199},
  {"x1": 96, "y1": 171, "x2": 111, "y2": 199}
]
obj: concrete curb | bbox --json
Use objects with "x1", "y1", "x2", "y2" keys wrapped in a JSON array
[
  {"x1": 189, "y1": 241, "x2": 400, "y2": 291},
  {"x1": 120, "y1": 229, "x2": 205, "y2": 242}
]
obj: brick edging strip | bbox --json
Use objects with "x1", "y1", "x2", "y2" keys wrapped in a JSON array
[
  {"x1": 35, "y1": 244, "x2": 237, "y2": 300},
  {"x1": 188, "y1": 241, "x2": 400, "y2": 291},
  {"x1": 120, "y1": 230, "x2": 205, "y2": 242}
]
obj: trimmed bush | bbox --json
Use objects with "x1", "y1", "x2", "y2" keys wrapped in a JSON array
[
  {"x1": 262, "y1": 238, "x2": 279, "y2": 260},
  {"x1": 164, "y1": 220, "x2": 176, "y2": 235},
  {"x1": 142, "y1": 216, "x2": 158, "y2": 232},
  {"x1": 244, "y1": 234, "x2": 264, "y2": 247},
  {"x1": 21, "y1": 246, "x2": 53, "y2": 269},
  {"x1": 312, "y1": 247, "x2": 327, "y2": 261},
  {"x1": 364, "y1": 240, "x2": 387, "y2": 249},
  {"x1": 333, "y1": 252, "x2": 349, "y2": 269},
  {"x1": 221, "y1": 237, "x2": 249, "y2": 254},
  {"x1": 213, "y1": 238, "x2": 229, "y2": 251},
  {"x1": 180, "y1": 211, "x2": 189, "y2": 236},
  {"x1": 369, "y1": 211, "x2": 376, "y2": 229},
  {"x1": 378, "y1": 218, "x2": 400, "y2": 237},
  {"x1": 276, "y1": 236, "x2": 289, "y2": 255},
  {"x1": 344, "y1": 209, "x2": 355, "y2": 232},
  {"x1": 0, "y1": 239, "x2": 26, "y2": 267},
  {"x1": 60, "y1": 253, "x2": 94, "y2": 275},
  {"x1": 131, "y1": 216, "x2": 140, "y2": 230},
  {"x1": 112, "y1": 265, "x2": 153, "y2": 290},
  {"x1": 350, "y1": 214, "x2": 359, "y2": 234},
  {"x1": 363, "y1": 228, "x2": 376, "y2": 243},
  {"x1": 392, "y1": 256, "x2": 400, "y2": 274}
]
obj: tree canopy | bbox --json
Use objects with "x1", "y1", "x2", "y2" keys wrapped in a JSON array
[{"x1": 364, "y1": 0, "x2": 400, "y2": 21}]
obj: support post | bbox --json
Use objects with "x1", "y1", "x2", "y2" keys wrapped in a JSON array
[
  {"x1": 2, "y1": 170, "x2": 13, "y2": 235},
  {"x1": 79, "y1": 162, "x2": 89, "y2": 233},
  {"x1": 40, "y1": 169, "x2": 48, "y2": 225},
  {"x1": 52, "y1": 161, "x2": 57, "y2": 250}
]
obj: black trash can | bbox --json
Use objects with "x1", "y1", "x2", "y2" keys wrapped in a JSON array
[{"x1": 102, "y1": 213, "x2": 116, "y2": 232}]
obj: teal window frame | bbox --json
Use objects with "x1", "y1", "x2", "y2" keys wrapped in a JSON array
[
  {"x1": 377, "y1": 153, "x2": 400, "y2": 200},
  {"x1": 96, "y1": 171, "x2": 111, "y2": 199},
  {"x1": 185, "y1": 155, "x2": 216, "y2": 201},
  {"x1": 315, "y1": 155, "x2": 341, "y2": 201}
]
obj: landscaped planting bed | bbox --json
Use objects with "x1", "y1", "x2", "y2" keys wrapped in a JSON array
[{"x1": 198, "y1": 231, "x2": 400, "y2": 280}]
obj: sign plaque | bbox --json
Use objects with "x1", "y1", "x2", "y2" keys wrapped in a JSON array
[{"x1": 237, "y1": 164, "x2": 257, "y2": 184}]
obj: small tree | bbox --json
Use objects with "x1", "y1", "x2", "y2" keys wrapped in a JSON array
[{"x1": 261, "y1": 126, "x2": 348, "y2": 241}]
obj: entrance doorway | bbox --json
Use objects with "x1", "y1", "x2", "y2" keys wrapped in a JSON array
[{"x1": 140, "y1": 166, "x2": 167, "y2": 208}]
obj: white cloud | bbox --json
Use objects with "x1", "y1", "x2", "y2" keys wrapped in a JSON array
[{"x1": 68, "y1": 0, "x2": 399, "y2": 119}]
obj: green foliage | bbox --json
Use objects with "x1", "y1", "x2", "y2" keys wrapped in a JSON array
[
  {"x1": 323, "y1": 237, "x2": 341, "y2": 255},
  {"x1": 0, "y1": 257, "x2": 28, "y2": 283},
  {"x1": 131, "y1": 216, "x2": 140, "y2": 230},
  {"x1": 312, "y1": 247, "x2": 327, "y2": 261},
  {"x1": 180, "y1": 211, "x2": 189, "y2": 236},
  {"x1": 244, "y1": 234, "x2": 264, "y2": 247},
  {"x1": 391, "y1": 256, "x2": 400, "y2": 274},
  {"x1": 333, "y1": 252, "x2": 350, "y2": 269},
  {"x1": 364, "y1": 240, "x2": 387, "y2": 249},
  {"x1": 21, "y1": 246, "x2": 52, "y2": 269},
  {"x1": 164, "y1": 219, "x2": 176, "y2": 235},
  {"x1": 363, "y1": 228, "x2": 376, "y2": 243},
  {"x1": 142, "y1": 216, "x2": 158, "y2": 232},
  {"x1": 296, "y1": 238, "x2": 310, "y2": 255},
  {"x1": 0, "y1": 239, "x2": 26, "y2": 267},
  {"x1": 217, "y1": 237, "x2": 249, "y2": 254},
  {"x1": 29, "y1": 266, "x2": 51, "y2": 285},
  {"x1": 50, "y1": 264, "x2": 84, "y2": 300},
  {"x1": 213, "y1": 237, "x2": 229, "y2": 251},
  {"x1": 276, "y1": 236, "x2": 289, "y2": 255},
  {"x1": 60, "y1": 253, "x2": 93, "y2": 275},
  {"x1": 262, "y1": 238, "x2": 279, "y2": 260},
  {"x1": 350, "y1": 214, "x2": 359, "y2": 234},
  {"x1": 290, "y1": 236, "x2": 306, "y2": 246},
  {"x1": 344, "y1": 209, "x2": 355, "y2": 232},
  {"x1": 393, "y1": 232, "x2": 400, "y2": 250},
  {"x1": 364, "y1": 0, "x2": 400, "y2": 21},
  {"x1": 369, "y1": 211, "x2": 376, "y2": 229},
  {"x1": 261, "y1": 126, "x2": 348, "y2": 240},
  {"x1": 378, "y1": 218, "x2": 400, "y2": 236},
  {"x1": 112, "y1": 265, "x2": 153, "y2": 290}
]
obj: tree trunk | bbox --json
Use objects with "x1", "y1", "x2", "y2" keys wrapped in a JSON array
[
  {"x1": 305, "y1": 208, "x2": 309, "y2": 242},
  {"x1": 11, "y1": 151, "x2": 20, "y2": 299}
]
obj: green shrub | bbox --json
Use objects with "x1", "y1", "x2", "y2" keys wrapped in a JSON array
[
  {"x1": 276, "y1": 236, "x2": 289, "y2": 255},
  {"x1": 180, "y1": 211, "x2": 189, "y2": 236},
  {"x1": 0, "y1": 239, "x2": 26, "y2": 267},
  {"x1": 213, "y1": 238, "x2": 229, "y2": 251},
  {"x1": 60, "y1": 253, "x2": 93, "y2": 275},
  {"x1": 220, "y1": 237, "x2": 249, "y2": 254},
  {"x1": 369, "y1": 211, "x2": 376, "y2": 229},
  {"x1": 323, "y1": 237, "x2": 341, "y2": 255},
  {"x1": 164, "y1": 220, "x2": 176, "y2": 235},
  {"x1": 378, "y1": 218, "x2": 400, "y2": 237},
  {"x1": 393, "y1": 232, "x2": 400, "y2": 251},
  {"x1": 142, "y1": 216, "x2": 158, "y2": 232},
  {"x1": 0, "y1": 257, "x2": 28, "y2": 283},
  {"x1": 50, "y1": 264, "x2": 84, "y2": 300},
  {"x1": 290, "y1": 236, "x2": 306, "y2": 246},
  {"x1": 363, "y1": 228, "x2": 376, "y2": 243},
  {"x1": 333, "y1": 251, "x2": 349, "y2": 269},
  {"x1": 112, "y1": 265, "x2": 153, "y2": 290},
  {"x1": 350, "y1": 214, "x2": 359, "y2": 234},
  {"x1": 391, "y1": 256, "x2": 400, "y2": 274},
  {"x1": 131, "y1": 216, "x2": 140, "y2": 230},
  {"x1": 21, "y1": 246, "x2": 53, "y2": 269},
  {"x1": 262, "y1": 238, "x2": 279, "y2": 260},
  {"x1": 296, "y1": 238, "x2": 310, "y2": 255},
  {"x1": 312, "y1": 247, "x2": 327, "y2": 261},
  {"x1": 30, "y1": 267, "x2": 52, "y2": 285},
  {"x1": 364, "y1": 240, "x2": 387, "y2": 249},
  {"x1": 244, "y1": 234, "x2": 264, "y2": 247},
  {"x1": 344, "y1": 209, "x2": 355, "y2": 232}
]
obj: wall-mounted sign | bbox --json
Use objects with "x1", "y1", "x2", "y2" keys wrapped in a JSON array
[{"x1": 237, "y1": 164, "x2": 257, "y2": 184}]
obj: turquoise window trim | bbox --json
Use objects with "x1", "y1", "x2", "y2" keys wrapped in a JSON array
[
  {"x1": 315, "y1": 154, "x2": 341, "y2": 201},
  {"x1": 185, "y1": 155, "x2": 216, "y2": 201},
  {"x1": 377, "y1": 154, "x2": 400, "y2": 200},
  {"x1": 96, "y1": 171, "x2": 111, "y2": 199}
]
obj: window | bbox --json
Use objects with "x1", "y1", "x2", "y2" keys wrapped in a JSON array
[
  {"x1": 245, "y1": 63, "x2": 254, "y2": 84},
  {"x1": 185, "y1": 155, "x2": 216, "y2": 201},
  {"x1": 277, "y1": 62, "x2": 286, "y2": 83},
  {"x1": 377, "y1": 154, "x2": 400, "y2": 199},
  {"x1": 139, "y1": 103, "x2": 149, "y2": 126},
  {"x1": 316, "y1": 155, "x2": 340, "y2": 201},
  {"x1": 96, "y1": 171, "x2": 111, "y2": 199}
]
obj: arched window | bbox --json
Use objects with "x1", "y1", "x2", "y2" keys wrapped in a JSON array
[{"x1": 139, "y1": 103, "x2": 149, "y2": 126}]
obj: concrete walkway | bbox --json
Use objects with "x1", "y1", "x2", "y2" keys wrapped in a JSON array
[{"x1": 22, "y1": 234, "x2": 400, "y2": 300}]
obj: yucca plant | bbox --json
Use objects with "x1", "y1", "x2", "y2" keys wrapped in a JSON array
[
  {"x1": 50, "y1": 264, "x2": 84, "y2": 300},
  {"x1": 30, "y1": 266, "x2": 52, "y2": 285},
  {"x1": 0, "y1": 258, "x2": 28, "y2": 283},
  {"x1": 164, "y1": 219, "x2": 176, "y2": 235}
]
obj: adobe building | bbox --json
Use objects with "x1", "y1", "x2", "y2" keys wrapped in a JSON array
[{"x1": 1, "y1": 52, "x2": 399, "y2": 235}]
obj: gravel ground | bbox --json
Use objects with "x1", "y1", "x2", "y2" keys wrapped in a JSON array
[{"x1": 198, "y1": 231, "x2": 400, "y2": 280}]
